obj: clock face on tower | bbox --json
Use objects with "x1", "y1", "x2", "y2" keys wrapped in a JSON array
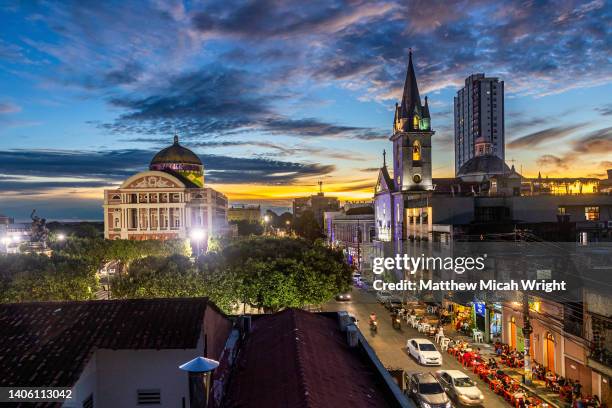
[{"x1": 413, "y1": 174, "x2": 422, "y2": 183}]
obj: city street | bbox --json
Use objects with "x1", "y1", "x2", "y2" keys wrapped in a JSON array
[{"x1": 323, "y1": 288, "x2": 511, "y2": 408}]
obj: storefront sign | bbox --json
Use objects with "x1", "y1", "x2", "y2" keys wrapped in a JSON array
[{"x1": 474, "y1": 302, "x2": 486, "y2": 317}]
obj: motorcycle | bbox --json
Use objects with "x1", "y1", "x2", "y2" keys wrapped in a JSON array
[
  {"x1": 392, "y1": 315, "x2": 402, "y2": 330},
  {"x1": 369, "y1": 320, "x2": 378, "y2": 333}
]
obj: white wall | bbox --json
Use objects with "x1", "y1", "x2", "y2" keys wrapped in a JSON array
[{"x1": 67, "y1": 345, "x2": 203, "y2": 408}]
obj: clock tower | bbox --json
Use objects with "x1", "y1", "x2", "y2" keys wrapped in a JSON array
[{"x1": 391, "y1": 51, "x2": 434, "y2": 191}]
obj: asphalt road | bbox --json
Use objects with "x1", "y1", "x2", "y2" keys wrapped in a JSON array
[{"x1": 323, "y1": 287, "x2": 510, "y2": 408}]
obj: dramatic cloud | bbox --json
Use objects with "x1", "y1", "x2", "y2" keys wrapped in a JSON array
[
  {"x1": 99, "y1": 64, "x2": 384, "y2": 140},
  {"x1": 0, "y1": 149, "x2": 336, "y2": 189},
  {"x1": 507, "y1": 116, "x2": 553, "y2": 134},
  {"x1": 507, "y1": 124, "x2": 585, "y2": 149},
  {"x1": 573, "y1": 127, "x2": 612, "y2": 154},
  {"x1": 0, "y1": 102, "x2": 20, "y2": 114},
  {"x1": 191, "y1": 0, "x2": 396, "y2": 39},
  {"x1": 537, "y1": 154, "x2": 569, "y2": 169},
  {"x1": 0, "y1": 0, "x2": 611, "y2": 211},
  {"x1": 595, "y1": 104, "x2": 612, "y2": 116},
  {"x1": 535, "y1": 127, "x2": 612, "y2": 171}
]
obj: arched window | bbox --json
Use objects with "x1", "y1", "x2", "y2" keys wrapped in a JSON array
[
  {"x1": 412, "y1": 140, "x2": 421, "y2": 161},
  {"x1": 413, "y1": 115, "x2": 420, "y2": 129}
]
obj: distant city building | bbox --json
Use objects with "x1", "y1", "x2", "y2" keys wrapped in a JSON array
[
  {"x1": 324, "y1": 203, "x2": 376, "y2": 274},
  {"x1": 454, "y1": 73, "x2": 505, "y2": 175},
  {"x1": 0, "y1": 222, "x2": 29, "y2": 254},
  {"x1": 103, "y1": 135, "x2": 228, "y2": 240},
  {"x1": 292, "y1": 182, "x2": 340, "y2": 227},
  {"x1": 0, "y1": 214, "x2": 14, "y2": 225},
  {"x1": 227, "y1": 204, "x2": 261, "y2": 223}
]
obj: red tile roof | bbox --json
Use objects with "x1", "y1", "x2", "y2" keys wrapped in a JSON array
[
  {"x1": 0, "y1": 298, "x2": 222, "y2": 388},
  {"x1": 225, "y1": 309, "x2": 398, "y2": 408}
]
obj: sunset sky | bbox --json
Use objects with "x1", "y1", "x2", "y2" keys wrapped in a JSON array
[{"x1": 1, "y1": 0, "x2": 611, "y2": 220}]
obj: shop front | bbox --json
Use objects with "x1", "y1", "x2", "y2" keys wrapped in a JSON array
[
  {"x1": 489, "y1": 303, "x2": 503, "y2": 342},
  {"x1": 454, "y1": 302, "x2": 472, "y2": 329}
]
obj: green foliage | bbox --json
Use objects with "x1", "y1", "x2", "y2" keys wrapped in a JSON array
[
  {"x1": 51, "y1": 237, "x2": 191, "y2": 270},
  {"x1": 110, "y1": 236, "x2": 351, "y2": 314},
  {"x1": 292, "y1": 210, "x2": 324, "y2": 242},
  {"x1": 0, "y1": 254, "x2": 98, "y2": 302},
  {"x1": 1, "y1": 234, "x2": 350, "y2": 314},
  {"x1": 215, "y1": 236, "x2": 351, "y2": 312},
  {"x1": 230, "y1": 220, "x2": 264, "y2": 236},
  {"x1": 1, "y1": 237, "x2": 191, "y2": 304},
  {"x1": 111, "y1": 255, "x2": 206, "y2": 299}
]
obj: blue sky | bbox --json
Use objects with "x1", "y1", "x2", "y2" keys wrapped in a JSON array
[{"x1": 0, "y1": 0, "x2": 611, "y2": 220}]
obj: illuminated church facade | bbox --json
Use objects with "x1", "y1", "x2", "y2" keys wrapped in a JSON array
[
  {"x1": 373, "y1": 52, "x2": 612, "y2": 246},
  {"x1": 103, "y1": 136, "x2": 228, "y2": 240}
]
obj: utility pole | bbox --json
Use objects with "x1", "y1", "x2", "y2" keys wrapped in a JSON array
[
  {"x1": 522, "y1": 292, "x2": 533, "y2": 385},
  {"x1": 356, "y1": 219, "x2": 362, "y2": 272}
]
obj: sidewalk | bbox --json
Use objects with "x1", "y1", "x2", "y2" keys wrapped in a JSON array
[{"x1": 430, "y1": 314, "x2": 566, "y2": 408}]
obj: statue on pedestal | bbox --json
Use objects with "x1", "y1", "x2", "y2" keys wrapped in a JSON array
[{"x1": 30, "y1": 209, "x2": 49, "y2": 248}]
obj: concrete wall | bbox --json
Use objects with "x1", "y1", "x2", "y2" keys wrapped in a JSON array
[
  {"x1": 508, "y1": 195, "x2": 612, "y2": 223},
  {"x1": 430, "y1": 196, "x2": 475, "y2": 225},
  {"x1": 65, "y1": 346, "x2": 200, "y2": 408}
]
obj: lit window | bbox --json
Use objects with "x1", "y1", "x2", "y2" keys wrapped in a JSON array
[
  {"x1": 558, "y1": 207, "x2": 566, "y2": 215},
  {"x1": 413, "y1": 115, "x2": 419, "y2": 129},
  {"x1": 412, "y1": 140, "x2": 421, "y2": 161},
  {"x1": 585, "y1": 207, "x2": 599, "y2": 221}
]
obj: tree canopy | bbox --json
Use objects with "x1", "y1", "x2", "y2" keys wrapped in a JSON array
[
  {"x1": 0, "y1": 254, "x2": 97, "y2": 302},
  {"x1": 111, "y1": 236, "x2": 351, "y2": 313},
  {"x1": 2, "y1": 234, "x2": 350, "y2": 314}
]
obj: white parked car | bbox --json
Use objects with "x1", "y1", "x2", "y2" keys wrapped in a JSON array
[
  {"x1": 376, "y1": 290, "x2": 393, "y2": 303},
  {"x1": 406, "y1": 338, "x2": 443, "y2": 366},
  {"x1": 436, "y1": 370, "x2": 484, "y2": 406}
]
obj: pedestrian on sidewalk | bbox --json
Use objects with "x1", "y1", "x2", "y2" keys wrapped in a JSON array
[{"x1": 572, "y1": 379, "x2": 582, "y2": 399}]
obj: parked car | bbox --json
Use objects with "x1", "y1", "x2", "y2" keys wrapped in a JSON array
[
  {"x1": 376, "y1": 290, "x2": 393, "y2": 303},
  {"x1": 436, "y1": 370, "x2": 484, "y2": 407},
  {"x1": 406, "y1": 338, "x2": 443, "y2": 366},
  {"x1": 335, "y1": 291, "x2": 352, "y2": 301},
  {"x1": 385, "y1": 297, "x2": 403, "y2": 310},
  {"x1": 406, "y1": 372, "x2": 452, "y2": 408},
  {"x1": 352, "y1": 272, "x2": 362, "y2": 283}
]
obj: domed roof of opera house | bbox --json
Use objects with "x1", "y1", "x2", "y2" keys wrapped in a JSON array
[
  {"x1": 150, "y1": 135, "x2": 202, "y2": 166},
  {"x1": 457, "y1": 155, "x2": 510, "y2": 177}
]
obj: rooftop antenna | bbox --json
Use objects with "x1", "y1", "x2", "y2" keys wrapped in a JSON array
[
  {"x1": 172, "y1": 125, "x2": 179, "y2": 144},
  {"x1": 318, "y1": 180, "x2": 323, "y2": 195},
  {"x1": 383, "y1": 149, "x2": 387, "y2": 167}
]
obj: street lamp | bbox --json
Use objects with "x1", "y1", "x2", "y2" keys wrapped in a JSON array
[
  {"x1": 190, "y1": 228, "x2": 206, "y2": 256},
  {"x1": 179, "y1": 356, "x2": 219, "y2": 408},
  {"x1": 263, "y1": 215, "x2": 270, "y2": 235},
  {"x1": 57, "y1": 233, "x2": 66, "y2": 242}
]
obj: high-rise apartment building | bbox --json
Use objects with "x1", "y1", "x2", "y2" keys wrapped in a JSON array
[{"x1": 454, "y1": 73, "x2": 504, "y2": 175}]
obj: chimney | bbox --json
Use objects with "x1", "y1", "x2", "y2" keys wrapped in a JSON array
[{"x1": 179, "y1": 357, "x2": 219, "y2": 408}]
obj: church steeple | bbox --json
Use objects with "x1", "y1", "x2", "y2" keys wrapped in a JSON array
[
  {"x1": 390, "y1": 50, "x2": 434, "y2": 192},
  {"x1": 399, "y1": 49, "x2": 423, "y2": 128},
  {"x1": 422, "y1": 96, "x2": 430, "y2": 118}
]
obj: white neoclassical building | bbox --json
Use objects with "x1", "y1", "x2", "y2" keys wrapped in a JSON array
[{"x1": 103, "y1": 136, "x2": 228, "y2": 240}]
